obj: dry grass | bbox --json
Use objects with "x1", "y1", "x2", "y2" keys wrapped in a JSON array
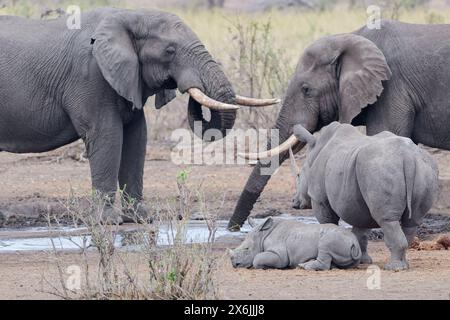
[{"x1": 43, "y1": 171, "x2": 221, "y2": 300}]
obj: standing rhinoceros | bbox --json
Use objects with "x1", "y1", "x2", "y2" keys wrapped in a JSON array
[
  {"x1": 291, "y1": 122, "x2": 439, "y2": 270},
  {"x1": 229, "y1": 217, "x2": 362, "y2": 271}
]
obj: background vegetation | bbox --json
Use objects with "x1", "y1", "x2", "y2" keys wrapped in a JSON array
[{"x1": 1, "y1": 0, "x2": 449, "y2": 137}]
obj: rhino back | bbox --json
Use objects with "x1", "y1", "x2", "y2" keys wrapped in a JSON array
[
  {"x1": 354, "y1": 135, "x2": 438, "y2": 226},
  {"x1": 307, "y1": 125, "x2": 374, "y2": 225}
]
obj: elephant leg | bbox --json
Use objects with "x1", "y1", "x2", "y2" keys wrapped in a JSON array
[
  {"x1": 118, "y1": 111, "x2": 150, "y2": 223},
  {"x1": 85, "y1": 113, "x2": 123, "y2": 225},
  {"x1": 253, "y1": 252, "x2": 286, "y2": 269},
  {"x1": 378, "y1": 220, "x2": 409, "y2": 271},
  {"x1": 313, "y1": 200, "x2": 339, "y2": 225},
  {"x1": 352, "y1": 227, "x2": 373, "y2": 264}
]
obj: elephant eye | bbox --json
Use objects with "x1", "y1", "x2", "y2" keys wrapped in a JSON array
[
  {"x1": 166, "y1": 46, "x2": 176, "y2": 56},
  {"x1": 301, "y1": 84, "x2": 311, "y2": 97}
]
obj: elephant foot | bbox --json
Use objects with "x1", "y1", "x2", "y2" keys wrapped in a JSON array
[
  {"x1": 122, "y1": 202, "x2": 152, "y2": 224},
  {"x1": 100, "y1": 206, "x2": 124, "y2": 225},
  {"x1": 360, "y1": 252, "x2": 373, "y2": 264},
  {"x1": 227, "y1": 224, "x2": 241, "y2": 232},
  {"x1": 384, "y1": 260, "x2": 409, "y2": 271}
]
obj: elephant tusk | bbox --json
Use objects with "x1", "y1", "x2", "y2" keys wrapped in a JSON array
[
  {"x1": 238, "y1": 135, "x2": 299, "y2": 160},
  {"x1": 188, "y1": 88, "x2": 240, "y2": 111},
  {"x1": 235, "y1": 95, "x2": 281, "y2": 107}
]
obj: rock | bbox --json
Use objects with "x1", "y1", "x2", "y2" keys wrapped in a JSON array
[
  {"x1": 436, "y1": 234, "x2": 450, "y2": 249},
  {"x1": 410, "y1": 234, "x2": 450, "y2": 251}
]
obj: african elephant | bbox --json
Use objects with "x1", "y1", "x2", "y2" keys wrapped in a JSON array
[
  {"x1": 229, "y1": 20, "x2": 450, "y2": 231},
  {"x1": 0, "y1": 8, "x2": 276, "y2": 224},
  {"x1": 230, "y1": 217, "x2": 362, "y2": 270},
  {"x1": 291, "y1": 122, "x2": 439, "y2": 270}
]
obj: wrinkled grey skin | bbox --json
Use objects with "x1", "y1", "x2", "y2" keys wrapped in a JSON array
[
  {"x1": 229, "y1": 20, "x2": 450, "y2": 231},
  {"x1": 230, "y1": 217, "x2": 362, "y2": 270},
  {"x1": 292, "y1": 122, "x2": 439, "y2": 270},
  {"x1": 292, "y1": 164, "x2": 311, "y2": 210},
  {"x1": 0, "y1": 8, "x2": 237, "y2": 223}
]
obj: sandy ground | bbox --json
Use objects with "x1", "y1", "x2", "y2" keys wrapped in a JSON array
[
  {"x1": 1, "y1": 142, "x2": 450, "y2": 299},
  {"x1": 1, "y1": 241, "x2": 450, "y2": 300},
  {"x1": 0, "y1": 142, "x2": 306, "y2": 225}
]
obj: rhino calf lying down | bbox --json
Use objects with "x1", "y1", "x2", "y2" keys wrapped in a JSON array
[{"x1": 230, "y1": 217, "x2": 361, "y2": 271}]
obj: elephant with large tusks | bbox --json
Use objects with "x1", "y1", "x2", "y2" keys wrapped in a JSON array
[
  {"x1": 290, "y1": 122, "x2": 439, "y2": 270},
  {"x1": 229, "y1": 20, "x2": 450, "y2": 231},
  {"x1": 0, "y1": 8, "x2": 278, "y2": 224}
]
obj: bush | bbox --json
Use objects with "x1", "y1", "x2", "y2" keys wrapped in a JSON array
[
  {"x1": 226, "y1": 17, "x2": 293, "y2": 129},
  {"x1": 44, "y1": 173, "x2": 220, "y2": 300}
]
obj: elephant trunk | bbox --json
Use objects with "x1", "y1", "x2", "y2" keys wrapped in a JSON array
[
  {"x1": 227, "y1": 106, "x2": 308, "y2": 231},
  {"x1": 187, "y1": 48, "x2": 237, "y2": 141}
]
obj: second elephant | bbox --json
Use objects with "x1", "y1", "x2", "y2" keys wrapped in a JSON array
[{"x1": 292, "y1": 122, "x2": 439, "y2": 270}]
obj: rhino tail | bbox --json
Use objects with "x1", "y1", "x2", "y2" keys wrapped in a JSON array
[
  {"x1": 403, "y1": 154, "x2": 416, "y2": 219},
  {"x1": 350, "y1": 243, "x2": 362, "y2": 262}
]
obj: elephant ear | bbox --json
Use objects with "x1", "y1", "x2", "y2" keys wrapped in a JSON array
[
  {"x1": 92, "y1": 12, "x2": 143, "y2": 110},
  {"x1": 333, "y1": 34, "x2": 392, "y2": 123},
  {"x1": 155, "y1": 89, "x2": 177, "y2": 109}
]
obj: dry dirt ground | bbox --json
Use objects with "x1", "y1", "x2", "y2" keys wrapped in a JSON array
[
  {"x1": 1, "y1": 241, "x2": 450, "y2": 300},
  {"x1": 1, "y1": 142, "x2": 450, "y2": 299}
]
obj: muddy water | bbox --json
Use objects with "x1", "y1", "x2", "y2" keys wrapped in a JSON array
[
  {"x1": 1, "y1": 213, "x2": 448, "y2": 253},
  {"x1": 0, "y1": 215, "x2": 323, "y2": 253}
]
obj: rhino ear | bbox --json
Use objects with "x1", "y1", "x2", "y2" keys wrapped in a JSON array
[
  {"x1": 293, "y1": 124, "x2": 316, "y2": 146},
  {"x1": 155, "y1": 89, "x2": 177, "y2": 109},
  {"x1": 259, "y1": 217, "x2": 274, "y2": 231}
]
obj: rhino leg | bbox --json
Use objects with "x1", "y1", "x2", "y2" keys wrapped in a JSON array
[
  {"x1": 253, "y1": 252, "x2": 286, "y2": 269},
  {"x1": 379, "y1": 220, "x2": 409, "y2": 270},
  {"x1": 402, "y1": 226, "x2": 417, "y2": 247},
  {"x1": 352, "y1": 227, "x2": 373, "y2": 264},
  {"x1": 299, "y1": 252, "x2": 332, "y2": 271},
  {"x1": 313, "y1": 200, "x2": 339, "y2": 225}
]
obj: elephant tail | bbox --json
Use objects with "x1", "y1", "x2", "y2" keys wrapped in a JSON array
[{"x1": 404, "y1": 154, "x2": 416, "y2": 219}]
